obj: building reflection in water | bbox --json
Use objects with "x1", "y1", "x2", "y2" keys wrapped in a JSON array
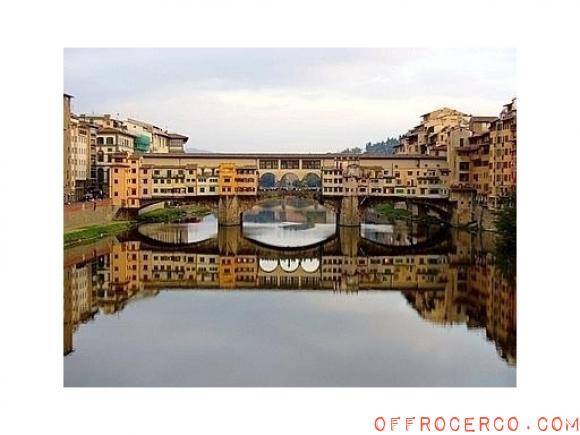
[{"x1": 64, "y1": 224, "x2": 516, "y2": 366}]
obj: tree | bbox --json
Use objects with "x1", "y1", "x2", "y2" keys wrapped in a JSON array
[{"x1": 494, "y1": 192, "x2": 516, "y2": 284}]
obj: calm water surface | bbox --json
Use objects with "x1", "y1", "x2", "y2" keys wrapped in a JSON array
[{"x1": 64, "y1": 198, "x2": 516, "y2": 387}]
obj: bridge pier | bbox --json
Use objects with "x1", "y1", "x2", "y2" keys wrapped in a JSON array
[
  {"x1": 449, "y1": 189, "x2": 476, "y2": 227},
  {"x1": 338, "y1": 196, "x2": 360, "y2": 227},
  {"x1": 218, "y1": 225, "x2": 241, "y2": 255},
  {"x1": 218, "y1": 196, "x2": 242, "y2": 226},
  {"x1": 339, "y1": 226, "x2": 359, "y2": 257}
]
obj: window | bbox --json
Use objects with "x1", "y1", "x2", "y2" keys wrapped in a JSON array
[
  {"x1": 302, "y1": 160, "x2": 321, "y2": 169},
  {"x1": 106, "y1": 137, "x2": 113, "y2": 145},
  {"x1": 259, "y1": 160, "x2": 279, "y2": 169},
  {"x1": 281, "y1": 160, "x2": 299, "y2": 169}
]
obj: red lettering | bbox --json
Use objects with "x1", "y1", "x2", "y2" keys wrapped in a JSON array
[
  {"x1": 480, "y1": 417, "x2": 490, "y2": 431},
  {"x1": 552, "y1": 417, "x2": 563, "y2": 431},
  {"x1": 434, "y1": 417, "x2": 446, "y2": 431},
  {"x1": 449, "y1": 417, "x2": 460, "y2": 432},
  {"x1": 421, "y1": 417, "x2": 431, "y2": 431},
  {"x1": 375, "y1": 417, "x2": 385, "y2": 432},
  {"x1": 538, "y1": 417, "x2": 548, "y2": 432},
  {"x1": 566, "y1": 418, "x2": 579, "y2": 431},
  {"x1": 406, "y1": 417, "x2": 415, "y2": 430},
  {"x1": 465, "y1": 417, "x2": 475, "y2": 433},
  {"x1": 391, "y1": 417, "x2": 400, "y2": 431},
  {"x1": 494, "y1": 417, "x2": 504, "y2": 431},
  {"x1": 507, "y1": 417, "x2": 519, "y2": 431}
]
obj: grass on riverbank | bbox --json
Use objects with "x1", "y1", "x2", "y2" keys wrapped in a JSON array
[
  {"x1": 374, "y1": 203, "x2": 443, "y2": 224},
  {"x1": 64, "y1": 222, "x2": 133, "y2": 246},
  {"x1": 138, "y1": 204, "x2": 211, "y2": 223}
]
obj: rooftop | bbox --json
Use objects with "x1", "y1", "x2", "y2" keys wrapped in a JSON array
[
  {"x1": 97, "y1": 127, "x2": 137, "y2": 137},
  {"x1": 139, "y1": 152, "x2": 447, "y2": 161},
  {"x1": 470, "y1": 116, "x2": 498, "y2": 122}
]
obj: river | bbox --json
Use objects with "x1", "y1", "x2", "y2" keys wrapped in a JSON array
[{"x1": 64, "y1": 197, "x2": 516, "y2": 387}]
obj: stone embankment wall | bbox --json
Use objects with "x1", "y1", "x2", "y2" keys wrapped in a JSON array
[
  {"x1": 64, "y1": 235, "x2": 115, "y2": 267},
  {"x1": 474, "y1": 205, "x2": 497, "y2": 231},
  {"x1": 64, "y1": 199, "x2": 117, "y2": 231}
]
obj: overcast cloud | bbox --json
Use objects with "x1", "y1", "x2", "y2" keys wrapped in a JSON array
[{"x1": 64, "y1": 48, "x2": 515, "y2": 153}]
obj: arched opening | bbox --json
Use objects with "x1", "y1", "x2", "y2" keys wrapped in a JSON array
[
  {"x1": 279, "y1": 258, "x2": 300, "y2": 273},
  {"x1": 259, "y1": 172, "x2": 276, "y2": 189},
  {"x1": 300, "y1": 258, "x2": 320, "y2": 273},
  {"x1": 259, "y1": 258, "x2": 278, "y2": 273},
  {"x1": 361, "y1": 200, "x2": 447, "y2": 247},
  {"x1": 279, "y1": 173, "x2": 299, "y2": 190},
  {"x1": 242, "y1": 197, "x2": 336, "y2": 248},
  {"x1": 302, "y1": 173, "x2": 321, "y2": 189},
  {"x1": 137, "y1": 214, "x2": 218, "y2": 245}
]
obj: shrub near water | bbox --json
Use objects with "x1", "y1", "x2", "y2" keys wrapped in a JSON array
[
  {"x1": 375, "y1": 203, "x2": 412, "y2": 219},
  {"x1": 138, "y1": 204, "x2": 210, "y2": 223}
]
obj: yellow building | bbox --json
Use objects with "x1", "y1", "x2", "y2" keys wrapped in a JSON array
[
  {"x1": 218, "y1": 163, "x2": 236, "y2": 195},
  {"x1": 395, "y1": 107, "x2": 470, "y2": 155},
  {"x1": 235, "y1": 166, "x2": 258, "y2": 195}
]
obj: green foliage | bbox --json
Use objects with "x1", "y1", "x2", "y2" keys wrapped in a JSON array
[
  {"x1": 375, "y1": 203, "x2": 412, "y2": 219},
  {"x1": 341, "y1": 137, "x2": 399, "y2": 154},
  {"x1": 494, "y1": 193, "x2": 517, "y2": 283},
  {"x1": 138, "y1": 204, "x2": 210, "y2": 223},
  {"x1": 64, "y1": 222, "x2": 132, "y2": 245}
]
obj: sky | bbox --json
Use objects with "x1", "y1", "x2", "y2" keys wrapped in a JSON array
[{"x1": 64, "y1": 48, "x2": 516, "y2": 153}]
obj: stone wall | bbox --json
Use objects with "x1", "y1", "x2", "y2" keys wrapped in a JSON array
[
  {"x1": 474, "y1": 204, "x2": 497, "y2": 231},
  {"x1": 64, "y1": 199, "x2": 116, "y2": 231}
]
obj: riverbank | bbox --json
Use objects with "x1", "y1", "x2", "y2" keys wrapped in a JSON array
[
  {"x1": 64, "y1": 204, "x2": 212, "y2": 246},
  {"x1": 64, "y1": 221, "x2": 134, "y2": 247}
]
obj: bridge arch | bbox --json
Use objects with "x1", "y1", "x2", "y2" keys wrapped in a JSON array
[
  {"x1": 259, "y1": 258, "x2": 279, "y2": 273},
  {"x1": 279, "y1": 173, "x2": 300, "y2": 189},
  {"x1": 302, "y1": 172, "x2": 321, "y2": 188},
  {"x1": 300, "y1": 258, "x2": 320, "y2": 273},
  {"x1": 279, "y1": 258, "x2": 300, "y2": 272},
  {"x1": 259, "y1": 172, "x2": 276, "y2": 189}
]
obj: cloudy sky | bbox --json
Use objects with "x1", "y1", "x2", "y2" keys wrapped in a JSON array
[{"x1": 64, "y1": 48, "x2": 516, "y2": 153}]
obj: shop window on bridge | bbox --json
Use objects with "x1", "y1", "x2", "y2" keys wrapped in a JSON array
[
  {"x1": 259, "y1": 160, "x2": 279, "y2": 170},
  {"x1": 302, "y1": 160, "x2": 321, "y2": 169},
  {"x1": 281, "y1": 160, "x2": 300, "y2": 169}
]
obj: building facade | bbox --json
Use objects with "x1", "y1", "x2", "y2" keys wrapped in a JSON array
[
  {"x1": 63, "y1": 94, "x2": 74, "y2": 202},
  {"x1": 108, "y1": 153, "x2": 451, "y2": 209},
  {"x1": 395, "y1": 100, "x2": 517, "y2": 210}
]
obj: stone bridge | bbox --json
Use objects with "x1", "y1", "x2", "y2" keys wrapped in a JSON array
[{"x1": 110, "y1": 152, "x2": 474, "y2": 226}]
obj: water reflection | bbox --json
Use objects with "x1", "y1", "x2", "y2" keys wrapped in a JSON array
[
  {"x1": 361, "y1": 206, "x2": 444, "y2": 247},
  {"x1": 64, "y1": 226, "x2": 516, "y2": 386},
  {"x1": 242, "y1": 197, "x2": 336, "y2": 248},
  {"x1": 138, "y1": 214, "x2": 217, "y2": 244}
]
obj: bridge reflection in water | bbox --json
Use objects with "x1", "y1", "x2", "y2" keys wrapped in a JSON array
[{"x1": 64, "y1": 219, "x2": 516, "y2": 372}]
